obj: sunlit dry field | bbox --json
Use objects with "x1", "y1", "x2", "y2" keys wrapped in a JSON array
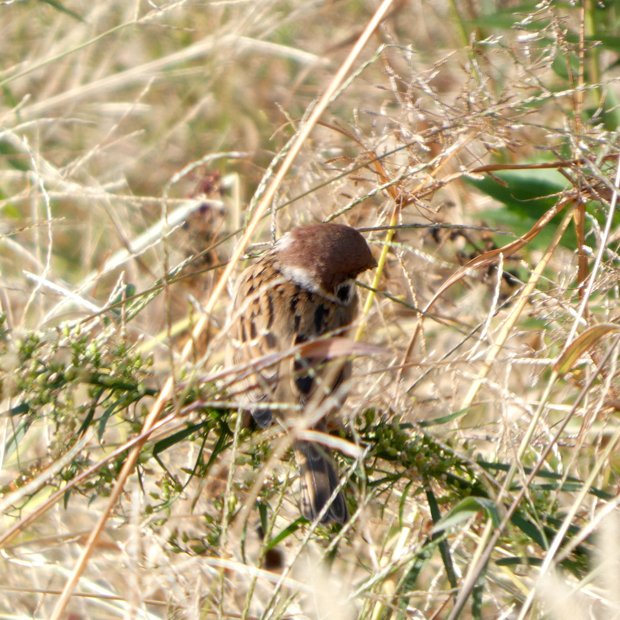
[{"x1": 1, "y1": 1, "x2": 619, "y2": 618}]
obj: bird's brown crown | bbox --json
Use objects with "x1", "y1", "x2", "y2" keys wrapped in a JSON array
[{"x1": 274, "y1": 223, "x2": 376, "y2": 295}]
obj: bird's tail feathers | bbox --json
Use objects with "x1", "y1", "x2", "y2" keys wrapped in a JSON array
[{"x1": 295, "y1": 441, "x2": 348, "y2": 524}]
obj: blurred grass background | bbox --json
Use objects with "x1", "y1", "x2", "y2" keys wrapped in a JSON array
[{"x1": 1, "y1": 1, "x2": 619, "y2": 618}]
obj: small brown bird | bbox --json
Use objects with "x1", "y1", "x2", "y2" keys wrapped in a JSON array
[{"x1": 226, "y1": 223, "x2": 376, "y2": 524}]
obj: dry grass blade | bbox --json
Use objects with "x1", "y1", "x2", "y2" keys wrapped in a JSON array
[
  {"x1": 427, "y1": 194, "x2": 573, "y2": 312},
  {"x1": 298, "y1": 336, "x2": 385, "y2": 360},
  {"x1": 0, "y1": 413, "x2": 176, "y2": 549},
  {"x1": 447, "y1": 204, "x2": 576, "y2": 619},
  {"x1": 518, "y1": 403, "x2": 620, "y2": 619},
  {"x1": 400, "y1": 190, "x2": 574, "y2": 388},
  {"x1": 449, "y1": 337, "x2": 618, "y2": 620},
  {"x1": 3, "y1": 2, "x2": 619, "y2": 617},
  {"x1": 48, "y1": 2, "x2": 396, "y2": 616},
  {"x1": 554, "y1": 323, "x2": 620, "y2": 376}
]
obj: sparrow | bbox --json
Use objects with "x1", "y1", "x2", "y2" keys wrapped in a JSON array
[{"x1": 226, "y1": 223, "x2": 376, "y2": 524}]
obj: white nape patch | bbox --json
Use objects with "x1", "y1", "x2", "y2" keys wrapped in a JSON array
[
  {"x1": 280, "y1": 263, "x2": 320, "y2": 294},
  {"x1": 280, "y1": 264, "x2": 355, "y2": 305},
  {"x1": 274, "y1": 232, "x2": 294, "y2": 252}
]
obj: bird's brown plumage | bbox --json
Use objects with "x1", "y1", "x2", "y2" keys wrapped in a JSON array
[{"x1": 226, "y1": 223, "x2": 375, "y2": 524}]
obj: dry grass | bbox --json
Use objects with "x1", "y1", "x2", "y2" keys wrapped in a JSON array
[{"x1": 1, "y1": 1, "x2": 619, "y2": 618}]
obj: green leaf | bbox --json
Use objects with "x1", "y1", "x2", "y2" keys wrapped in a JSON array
[
  {"x1": 202, "y1": 422, "x2": 232, "y2": 472},
  {"x1": 2, "y1": 85, "x2": 19, "y2": 110},
  {"x1": 467, "y1": 168, "x2": 576, "y2": 249},
  {"x1": 496, "y1": 556, "x2": 543, "y2": 567},
  {"x1": 265, "y1": 518, "x2": 303, "y2": 550},
  {"x1": 396, "y1": 537, "x2": 444, "y2": 616},
  {"x1": 472, "y1": 569, "x2": 486, "y2": 620},
  {"x1": 40, "y1": 0, "x2": 85, "y2": 22},
  {"x1": 478, "y1": 459, "x2": 614, "y2": 500},
  {"x1": 552, "y1": 53, "x2": 579, "y2": 80},
  {"x1": 257, "y1": 501, "x2": 269, "y2": 535},
  {"x1": 586, "y1": 33, "x2": 620, "y2": 53},
  {"x1": 399, "y1": 480, "x2": 415, "y2": 525},
  {"x1": 9, "y1": 402, "x2": 30, "y2": 416},
  {"x1": 97, "y1": 400, "x2": 120, "y2": 439},
  {"x1": 427, "y1": 488, "x2": 459, "y2": 589},
  {"x1": 466, "y1": 3, "x2": 542, "y2": 30},
  {"x1": 432, "y1": 496, "x2": 501, "y2": 534},
  {"x1": 3, "y1": 418, "x2": 33, "y2": 459},
  {"x1": 510, "y1": 512, "x2": 548, "y2": 549},
  {"x1": 469, "y1": 168, "x2": 568, "y2": 216},
  {"x1": 109, "y1": 283, "x2": 138, "y2": 318},
  {"x1": 0, "y1": 138, "x2": 29, "y2": 172},
  {"x1": 77, "y1": 388, "x2": 103, "y2": 436},
  {"x1": 418, "y1": 407, "x2": 469, "y2": 427},
  {"x1": 153, "y1": 421, "x2": 207, "y2": 456}
]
